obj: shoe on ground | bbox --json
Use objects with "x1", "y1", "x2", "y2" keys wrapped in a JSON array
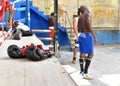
[
  {"x1": 80, "y1": 71, "x2": 84, "y2": 76},
  {"x1": 82, "y1": 74, "x2": 93, "y2": 80},
  {"x1": 72, "y1": 59, "x2": 77, "y2": 64},
  {"x1": 72, "y1": 57, "x2": 77, "y2": 64}
]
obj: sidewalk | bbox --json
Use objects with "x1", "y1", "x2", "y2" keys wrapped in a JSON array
[{"x1": 58, "y1": 45, "x2": 120, "y2": 86}]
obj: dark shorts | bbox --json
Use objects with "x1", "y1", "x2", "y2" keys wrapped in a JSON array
[{"x1": 78, "y1": 33, "x2": 94, "y2": 54}]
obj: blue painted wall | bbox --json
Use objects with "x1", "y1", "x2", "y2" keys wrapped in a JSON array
[
  {"x1": 30, "y1": 5, "x2": 49, "y2": 29},
  {"x1": 58, "y1": 29, "x2": 120, "y2": 46},
  {"x1": 95, "y1": 30, "x2": 120, "y2": 45},
  {"x1": 58, "y1": 27, "x2": 70, "y2": 46}
]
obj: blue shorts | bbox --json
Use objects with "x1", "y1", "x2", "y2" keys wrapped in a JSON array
[{"x1": 78, "y1": 33, "x2": 94, "y2": 54}]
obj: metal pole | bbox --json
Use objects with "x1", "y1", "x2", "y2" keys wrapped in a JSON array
[{"x1": 54, "y1": 0, "x2": 59, "y2": 57}]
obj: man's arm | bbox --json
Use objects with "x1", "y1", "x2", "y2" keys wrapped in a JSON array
[
  {"x1": 73, "y1": 18, "x2": 79, "y2": 40},
  {"x1": 86, "y1": 16, "x2": 98, "y2": 44}
]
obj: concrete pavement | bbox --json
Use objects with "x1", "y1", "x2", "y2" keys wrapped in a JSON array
[{"x1": 58, "y1": 45, "x2": 120, "y2": 86}]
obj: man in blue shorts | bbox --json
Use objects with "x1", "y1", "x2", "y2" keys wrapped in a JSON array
[{"x1": 78, "y1": 6, "x2": 98, "y2": 80}]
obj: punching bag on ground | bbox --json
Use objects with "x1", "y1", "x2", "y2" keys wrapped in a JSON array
[
  {"x1": 25, "y1": 46, "x2": 41, "y2": 61},
  {"x1": 36, "y1": 48, "x2": 48, "y2": 60},
  {"x1": 7, "y1": 45, "x2": 25, "y2": 58}
]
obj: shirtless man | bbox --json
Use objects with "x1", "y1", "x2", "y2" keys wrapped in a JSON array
[
  {"x1": 78, "y1": 6, "x2": 97, "y2": 80},
  {"x1": 48, "y1": 12, "x2": 54, "y2": 45},
  {"x1": 72, "y1": 8, "x2": 80, "y2": 64}
]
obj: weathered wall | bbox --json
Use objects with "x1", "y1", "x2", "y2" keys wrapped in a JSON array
[{"x1": 32, "y1": 0, "x2": 120, "y2": 29}]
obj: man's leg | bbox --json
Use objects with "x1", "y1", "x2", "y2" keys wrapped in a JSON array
[
  {"x1": 72, "y1": 47, "x2": 78, "y2": 63},
  {"x1": 79, "y1": 56, "x2": 84, "y2": 74},
  {"x1": 72, "y1": 40, "x2": 78, "y2": 63},
  {"x1": 84, "y1": 58, "x2": 91, "y2": 74},
  {"x1": 83, "y1": 54, "x2": 93, "y2": 80}
]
